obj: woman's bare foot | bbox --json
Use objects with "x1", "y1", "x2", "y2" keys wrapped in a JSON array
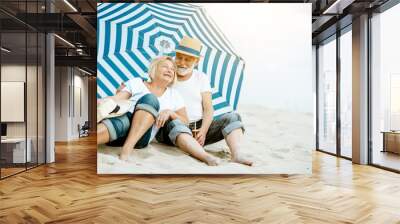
[
  {"x1": 119, "y1": 147, "x2": 132, "y2": 161},
  {"x1": 204, "y1": 155, "x2": 220, "y2": 166},
  {"x1": 231, "y1": 155, "x2": 253, "y2": 166}
]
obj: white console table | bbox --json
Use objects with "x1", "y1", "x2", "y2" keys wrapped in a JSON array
[{"x1": 1, "y1": 138, "x2": 32, "y2": 163}]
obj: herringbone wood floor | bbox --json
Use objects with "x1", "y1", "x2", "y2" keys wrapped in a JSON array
[{"x1": 1, "y1": 135, "x2": 400, "y2": 224}]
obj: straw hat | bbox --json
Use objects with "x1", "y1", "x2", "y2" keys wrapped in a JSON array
[
  {"x1": 97, "y1": 98, "x2": 132, "y2": 123},
  {"x1": 175, "y1": 36, "x2": 202, "y2": 58}
]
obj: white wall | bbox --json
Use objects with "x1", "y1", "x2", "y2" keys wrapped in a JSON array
[
  {"x1": 55, "y1": 67, "x2": 69, "y2": 141},
  {"x1": 72, "y1": 72, "x2": 89, "y2": 138},
  {"x1": 199, "y1": 3, "x2": 312, "y2": 113},
  {"x1": 55, "y1": 67, "x2": 89, "y2": 141}
]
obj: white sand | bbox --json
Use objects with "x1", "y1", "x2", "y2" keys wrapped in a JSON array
[{"x1": 97, "y1": 104, "x2": 313, "y2": 174}]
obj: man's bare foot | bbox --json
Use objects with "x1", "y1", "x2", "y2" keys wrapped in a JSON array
[
  {"x1": 204, "y1": 155, "x2": 220, "y2": 166},
  {"x1": 231, "y1": 156, "x2": 253, "y2": 166},
  {"x1": 119, "y1": 147, "x2": 132, "y2": 161}
]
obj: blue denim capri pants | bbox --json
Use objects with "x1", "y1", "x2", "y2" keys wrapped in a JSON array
[{"x1": 102, "y1": 94, "x2": 160, "y2": 149}]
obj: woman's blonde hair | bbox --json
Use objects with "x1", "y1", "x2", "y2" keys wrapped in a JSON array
[{"x1": 147, "y1": 56, "x2": 177, "y2": 86}]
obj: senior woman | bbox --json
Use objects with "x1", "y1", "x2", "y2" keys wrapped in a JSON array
[{"x1": 97, "y1": 56, "x2": 187, "y2": 160}]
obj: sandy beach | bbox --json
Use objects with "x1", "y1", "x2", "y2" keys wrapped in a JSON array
[{"x1": 97, "y1": 104, "x2": 313, "y2": 174}]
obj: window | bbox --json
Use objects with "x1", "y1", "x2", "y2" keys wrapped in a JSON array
[
  {"x1": 0, "y1": 1, "x2": 47, "y2": 179},
  {"x1": 339, "y1": 28, "x2": 352, "y2": 158},
  {"x1": 371, "y1": 2, "x2": 400, "y2": 171},
  {"x1": 318, "y1": 36, "x2": 337, "y2": 155}
]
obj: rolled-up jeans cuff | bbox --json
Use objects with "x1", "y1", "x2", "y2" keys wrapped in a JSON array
[
  {"x1": 102, "y1": 119, "x2": 117, "y2": 141},
  {"x1": 135, "y1": 103, "x2": 158, "y2": 119},
  {"x1": 168, "y1": 120, "x2": 192, "y2": 145},
  {"x1": 222, "y1": 121, "x2": 244, "y2": 137}
]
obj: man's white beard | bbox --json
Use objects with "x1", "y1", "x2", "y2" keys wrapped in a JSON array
[{"x1": 177, "y1": 65, "x2": 194, "y2": 76}]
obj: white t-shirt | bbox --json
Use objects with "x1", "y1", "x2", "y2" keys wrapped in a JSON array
[
  {"x1": 122, "y1": 78, "x2": 185, "y2": 140},
  {"x1": 173, "y1": 70, "x2": 212, "y2": 122}
]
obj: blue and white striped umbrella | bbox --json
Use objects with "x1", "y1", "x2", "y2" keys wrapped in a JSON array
[{"x1": 97, "y1": 3, "x2": 245, "y2": 117}]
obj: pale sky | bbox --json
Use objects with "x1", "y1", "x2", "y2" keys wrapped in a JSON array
[{"x1": 197, "y1": 3, "x2": 313, "y2": 113}]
